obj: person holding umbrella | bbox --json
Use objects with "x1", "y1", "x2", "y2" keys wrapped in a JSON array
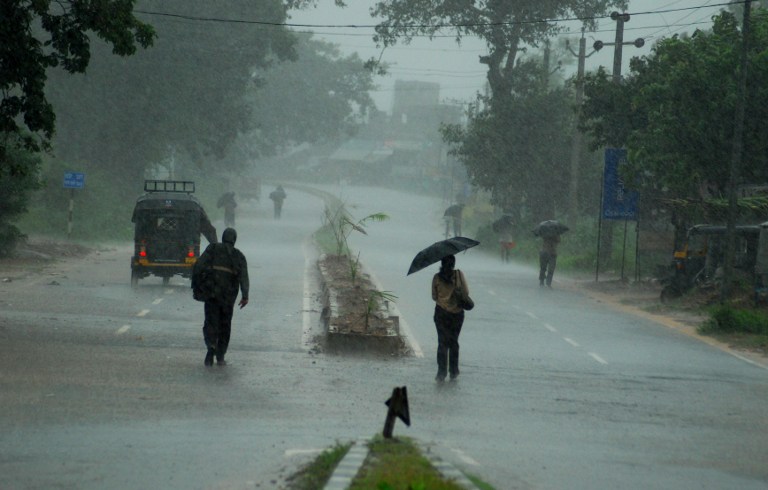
[
  {"x1": 408, "y1": 236, "x2": 478, "y2": 382},
  {"x1": 534, "y1": 220, "x2": 568, "y2": 288},
  {"x1": 431, "y1": 254, "x2": 470, "y2": 382}
]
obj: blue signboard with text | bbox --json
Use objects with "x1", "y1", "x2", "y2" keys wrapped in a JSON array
[
  {"x1": 601, "y1": 148, "x2": 638, "y2": 221},
  {"x1": 63, "y1": 172, "x2": 85, "y2": 189}
]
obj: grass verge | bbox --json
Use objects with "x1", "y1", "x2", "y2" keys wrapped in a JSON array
[
  {"x1": 699, "y1": 304, "x2": 768, "y2": 353},
  {"x1": 285, "y1": 442, "x2": 351, "y2": 490},
  {"x1": 285, "y1": 435, "x2": 496, "y2": 490}
]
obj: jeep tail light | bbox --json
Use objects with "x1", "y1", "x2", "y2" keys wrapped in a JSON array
[
  {"x1": 187, "y1": 247, "x2": 195, "y2": 258},
  {"x1": 139, "y1": 246, "x2": 147, "y2": 258}
]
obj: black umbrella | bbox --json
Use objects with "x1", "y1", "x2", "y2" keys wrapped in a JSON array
[
  {"x1": 492, "y1": 215, "x2": 514, "y2": 233},
  {"x1": 533, "y1": 220, "x2": 569, "y2": 238},
  {"x1": 443, "y1": 204, "x2": 464, "y2": 218},
  {"x1": 407, "y1": 236, "x2": 480, "y2": 275}
]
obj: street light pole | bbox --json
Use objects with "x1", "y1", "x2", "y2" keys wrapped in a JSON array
[
  {"x1": 565, "y1": 28, "x2": 597, "y2": 223},
  {"x1": 721, "y1": 0, "x2": 752, "y2": 301},
  {"x1": 592, "y1": 12, "x2": 645, "y2": 280}
]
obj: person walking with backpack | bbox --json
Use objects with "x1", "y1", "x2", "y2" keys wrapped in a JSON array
[
  {"x1": 192, "y1": 227, "x2": 249, "y2": 366},
  {"x1": 431, "y1": 255, "x2": 470, "y2": 382}
]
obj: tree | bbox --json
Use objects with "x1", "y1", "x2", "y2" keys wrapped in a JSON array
[
  {"x1": 442, "y1": 82, "x2": 576, "y2": 224},
  {"x1": 0, "y1": 140, "x2": 40, "y2": 256},
  {"x1": 371, "y1": 0, "x2": 626, "y2": 110},
  {"x1": 45, "y1": 0, "x2": 301, "y2": 184},
  {"x1": 580, "y1": 10, "x2": 768, "y2": 211},
  {"x1": 45, "y1": 3, "x2": 375, "y2": 185},
  {"x1": 242, "y1": 32, "x2": 377, "y2": 158},
  {"x1": 0, "y1": 1, "x2": 153, "y2": 253},
  {"x1": 0, "y1": 0, "x2": 154, "y2": 161}
]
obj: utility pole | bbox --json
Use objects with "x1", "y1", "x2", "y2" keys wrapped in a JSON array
[
  {"x1": 565, "y1": 28, "x2": 596, "y2": 223},
  {"x1": 592, "y1": 12, "x2": 644, "y2": 279},
  {"x1": 721, "y1": 0, "x2": 752, "y2": 301}
]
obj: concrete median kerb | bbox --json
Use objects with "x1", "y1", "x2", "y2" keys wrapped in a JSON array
[
  {"x1": 322, "y1": 438, "x2": 483, "y2": 490},
  {"x1": 317, "y1": 253, "x2": 406, "y2": 355}
]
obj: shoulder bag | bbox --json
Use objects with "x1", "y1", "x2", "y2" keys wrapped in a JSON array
[{"x1": 452, "y1": 270, "x2": 474, "y2": 311}]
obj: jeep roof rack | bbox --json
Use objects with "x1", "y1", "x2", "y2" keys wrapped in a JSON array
[{"x1": 144, "y1": 180, "x2": 195, "y2": 193}]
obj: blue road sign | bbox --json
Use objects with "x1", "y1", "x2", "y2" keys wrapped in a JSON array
[
  {"x1": 602, "y1": 148, "x2": 638, "y2": 221},
  {"x1": 63, "y1": 172, "x2": 85, "y2": 189}
]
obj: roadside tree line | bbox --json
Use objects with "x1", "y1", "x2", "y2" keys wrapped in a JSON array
[{"x1": 0, "y1": 0, "x2": 370, "y2": 252}]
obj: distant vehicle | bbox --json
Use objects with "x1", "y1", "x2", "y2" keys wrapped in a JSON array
[
  {"x1": 660, "y1": 224, "x2": 760, "y2": 301},
  {"x1": 130, "y1": 180, "x2": 217, "y2": 287}
]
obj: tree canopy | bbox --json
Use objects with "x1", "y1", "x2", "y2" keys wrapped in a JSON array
[
  {"x1": 580, "y1": 10, "x2": 768, "y2": 209},
  {"x1": 0, "y1": 0, "x2": 154, "y2": 162},
  {"x1": 371, "y1": 0, "x2": 626, "y2": 109},
  {"x1": 46, "y1": 2, "x2": 377, "y2": 183}
]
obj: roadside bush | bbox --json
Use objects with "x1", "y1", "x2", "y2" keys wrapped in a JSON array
[
  {"x1": 0, "y1": 143, "x2": 42, "y2": 256},
  {"x1": 701, "y1": 304, "x2": 768, "y2": 335}
]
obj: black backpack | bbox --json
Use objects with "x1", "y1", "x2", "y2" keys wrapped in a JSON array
[{"x1": 192, "y1": 244, "x2": 235, "y2": 302}]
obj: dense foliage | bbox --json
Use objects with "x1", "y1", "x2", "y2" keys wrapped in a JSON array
[
  {"x1": 0, "y1": 0, "x2": 153, "y2": 251},
  {"x1": 580, "y1": 10, "x2": 768, "y2": 213},
  {"x1": 0, "y1": 141, "x2": 41, "y2": 256},
  {"x1": 4, "y1": 1, "x2": 377, "y2": 244},
  {"x1": 371, "y1": 0, "x2": 626, "y2": 109}
]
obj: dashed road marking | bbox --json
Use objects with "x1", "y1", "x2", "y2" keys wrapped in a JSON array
[
  {"x1": 285, "y1": 448, "x2": 323, "y2": 457},
  {"x1": 564, "y1": 337, "x2": 580, "y2": 347},
  {"x1": 116, "y1": 325, "x2": 131, "y2": 335},
  {"x1": 152, "y1": 298, "x2": 163, "y2": 305},
  {"x1": 136, "y1": 309, "x2": 150, "y2": 317},
  {"x1": 526, "y1": 312, "x2": 539, "y2": 320},
  {"x1": 544, "y1": 323, "x2": 557, "y2": 333},
  {"x1": 488, "y1": 289, "x2": 497, "y2": 296},
  {"x1": 589, "y1": 352, "x2": 608, "y2": 365}
]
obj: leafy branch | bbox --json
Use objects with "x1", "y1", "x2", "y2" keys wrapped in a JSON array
[{"x1": 365, "y1": 290, "x2": 398, "y2": 329}]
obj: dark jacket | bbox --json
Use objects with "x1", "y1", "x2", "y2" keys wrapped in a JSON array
[{"x1": 192, "y1": 242, "x2": 249, "y2": 304}]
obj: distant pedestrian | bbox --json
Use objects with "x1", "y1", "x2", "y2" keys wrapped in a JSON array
[
  {"x1": 191, "y1": 228, "x2": 249, "y2": 366},
  {"x1": 443, "y1": 204, "x2": 464, "y2": 237},
  {"x1": 217, "y1": 191, "x2": 237, "y2": 228},
  {"x1": 492, "y1": 215, "x2": 515, "y2": 263},
  {"x1": 269, "y1": 185, "x2": 287, "y2": 219},
  {"x1": 431, "y1": 255, "x2": 469, "y2": 382},
  {"x1": 539, "y1": 234, "x2": 560, "y2": 288}
]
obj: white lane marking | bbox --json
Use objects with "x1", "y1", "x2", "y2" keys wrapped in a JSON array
[
  {"x1": 136, "y1": 309, "x2": 150, "y2": 317},
  {"x1": 730, "y1": 352, "x2": 768, "y2": 370},
  {"x1": 544, "y1": 323, "x2": 557, "y2": 333},
  {"x1": 488, "y1": 289, "x2": 497, "y2": 296},
  {"x1": 564, "y1": 337, "x2": 580, "y2": 347},
  {"x1": 526, "y1": 312, "x2": 539, "y2": 320},
  {"x1": 285, "y1": 448, "x2": 323, "y2": 457},
  {"x1": 512, "y1": 305, "x2": 521, "y2": 310},
  {"x1": 450, "y1": 448, "x2": 481, "y2": 466},
  {"x1": 152, "y1": 298, "x2": 163, "y2": 305},
  {"x1": 164, "y1": 289, "x2": 174, "y2": 295},
  {"x1": 589, "y1": 352, "x2": 608, "y2": 365},
  {"x1": 116, "y1": 325, "x2": 131, "y2": 335}
]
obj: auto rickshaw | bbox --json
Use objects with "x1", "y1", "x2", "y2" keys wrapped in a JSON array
[
  {"x1": 660, "y1": 224, "x2": 760, "y2": 302},
  {"x1": 130, "y1": 180, "x2": 217, "y2": 287}
]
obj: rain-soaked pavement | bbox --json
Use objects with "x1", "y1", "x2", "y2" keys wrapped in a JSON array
[{"x1": 1, "y1": 183, "x2": 767, "y2": 489}]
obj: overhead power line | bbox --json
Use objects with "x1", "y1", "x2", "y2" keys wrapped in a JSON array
[{"x1": 134, "y1": 1, "x2": 743, "y2": 29}]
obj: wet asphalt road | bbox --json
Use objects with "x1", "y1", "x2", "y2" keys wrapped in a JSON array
[{"x1": 1, "y1": 184, "x2": 767, "y2": 489}]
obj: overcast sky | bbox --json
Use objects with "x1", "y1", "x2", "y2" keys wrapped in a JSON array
[{"x1": 288, "y1": 1, "x2": 733, "y2": 112}]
